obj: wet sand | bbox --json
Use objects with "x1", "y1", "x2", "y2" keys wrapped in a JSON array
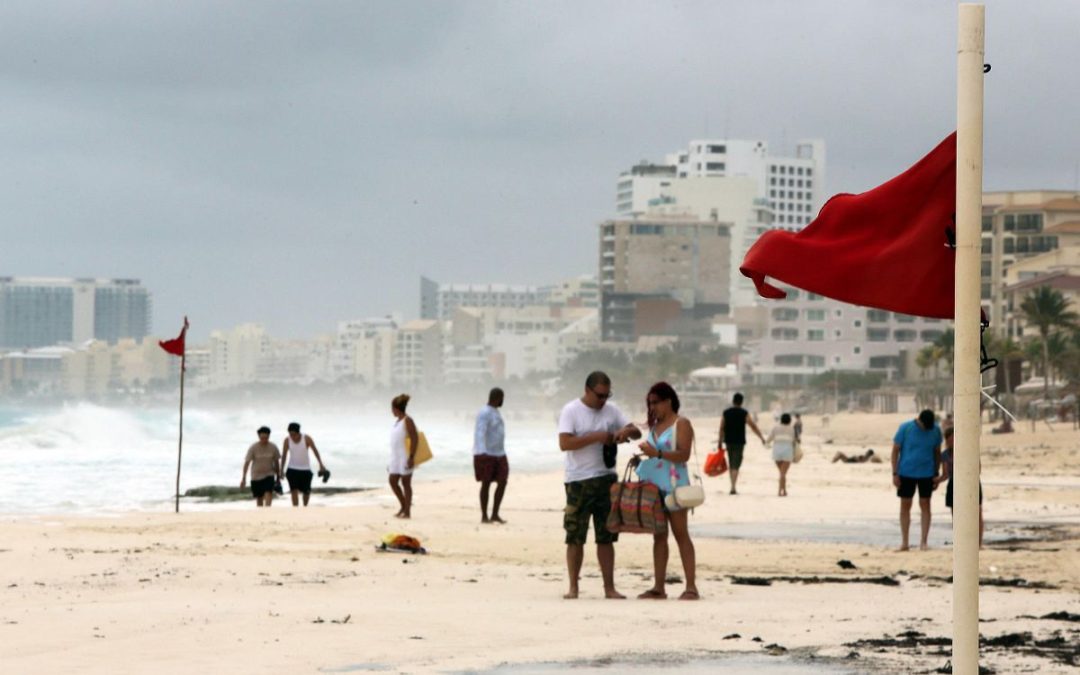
[{"x1": 0, "y1": 413, "x2": 1077, "y2": 673}]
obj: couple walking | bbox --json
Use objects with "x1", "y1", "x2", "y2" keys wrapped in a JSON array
[{"x1": 558, "y1": 371, "x2": 699, "y2": 601}]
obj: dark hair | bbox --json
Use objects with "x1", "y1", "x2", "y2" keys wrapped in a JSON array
[
  {"x1": 488, "y1": 387, "x2": 504, "y2": 405},
  {"x1": 392, "y1": 394, "x2": 410, "y2": 412},
  {"x1": 733, "y1": 392, "x2": 744, "y2": 405},
  {"x1": 646, "y1": 381, "x2": 680, "y2": 428},
  {"x1": 918, "y1": 409, "x2": 936, "y2": 429},
  {"x1": 257, "y1": 426, "x2": 271, "y2": 435},
  {"x1": 944, "y1": 427, "x2": 954, "y2": 439},
  {"x1": 287, "y1": 422, "x2": 301, "y2": 433},
  {"x1": 585, "y1": 371, "x2": 611, "y2": 390},
  {"x1": 781, "y1": 413, "x2": 791, "y2": 425}
]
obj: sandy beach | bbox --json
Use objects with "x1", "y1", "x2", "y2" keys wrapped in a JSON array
[{"x1": 1, "y1": 412, "x2": 1077, "y2": 673}]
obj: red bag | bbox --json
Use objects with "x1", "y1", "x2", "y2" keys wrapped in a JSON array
[{"x1": 704, "y1": 447, "x2": 729, "y2": 477}]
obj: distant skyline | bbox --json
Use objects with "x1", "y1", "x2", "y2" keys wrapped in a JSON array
[{"x1": 3, "y1": 1, "x2": 1078, "y2": 340}]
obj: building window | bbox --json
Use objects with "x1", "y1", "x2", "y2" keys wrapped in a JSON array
[
  {"x1": 708, "y1": 144, "x2": 726, "y2": 153},
  {"x1": 834, "y1": 309, "x2": 843, "y2": 317},
  {"x1": 981, "y1": 237, "x2": 992, "y2": 254},
  {"x1": 774, "y1": 354, "x2": 804, "y2": 366},
  {"x1": 706, "y1": 162, "x2": 725, "y2": 171},
  {"x1": 853, "y1": 320, "x2": 862, "y2": 327},
  {"x1": 867, "y1": 309, "x2": 889, "y2": 322},
  {"x1": 772, "y1": 308, "x2": 800, "y2": 321},
  {"x1": 771, "y1": 328, "x2": 799, "y2": 341},
  {"x1": 867, "y1": 328, "x2": 889, "y2": 342},
  {"x1": 853, "y1": 346, "x2": 861, "y2": 354},
  {"x1": 895, "y1": 329, "x2": 917, "y2": 342},
  {"x1": 895, "y1": 313, "x2": 915, "y2": 323},
  {"x1": 921, "y1": 330, "x2": 944, "y2": 341},
  {"x1": 806, "y1": 292, "x2": 822, "y2": 301},
  {"x1": 806, "y1": 309, "x2": 826, "y2": 321},
  {"x1": 807, "y1": 329, "x2": 825, "y2": 341}
]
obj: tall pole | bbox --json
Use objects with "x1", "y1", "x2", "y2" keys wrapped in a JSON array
[
  {"x1": 953, "y1": 4, "x2": 985, "y2": 672},
  {"x1": 175, "y1": 351, "x2": 186, "y2": 514}
]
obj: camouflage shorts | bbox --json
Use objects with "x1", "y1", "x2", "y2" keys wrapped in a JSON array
[{"x1": 563, "y1": 473, "x2": 619, "y2": 546}]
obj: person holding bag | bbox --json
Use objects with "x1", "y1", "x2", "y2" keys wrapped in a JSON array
[{"x1": 632, "y1": 382, "x2": 700, "y2": 601}]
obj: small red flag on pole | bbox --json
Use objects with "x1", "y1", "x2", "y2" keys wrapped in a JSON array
[
  {"x1": 159, "y1": 316, "x2": 189, "y2": 359},
  {"x1": 160, "y1": 317, "x2": 189, "y2": 513}
]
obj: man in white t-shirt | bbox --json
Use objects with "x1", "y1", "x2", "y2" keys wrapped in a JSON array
[{"x1": 557, "y1": 371, "x2": 641, "y2": 600}]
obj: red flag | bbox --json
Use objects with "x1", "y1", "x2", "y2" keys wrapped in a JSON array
[
  {"x1": 159, "y1": 317, "x2": 189, "y2": 357},
  {"x1": 740, "y1": 132, "x2": 957, "y2": 319}
]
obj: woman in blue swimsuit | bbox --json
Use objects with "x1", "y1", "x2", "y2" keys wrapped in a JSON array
[{"x1": 634, "y1": 382, "x2": 699, "y2": 601}]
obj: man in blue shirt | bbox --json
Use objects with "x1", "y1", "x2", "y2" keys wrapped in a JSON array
[
  {"x1": 891, "y1": 409, "x2": 943, "y2": 551},
  {"x1": 474, "y1": 388, "x2": 508, "y2": 524}
]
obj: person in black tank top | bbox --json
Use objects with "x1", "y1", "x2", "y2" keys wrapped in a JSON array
[{"x1": 718, "y1": 393, "x2": 766, "y2": 495}]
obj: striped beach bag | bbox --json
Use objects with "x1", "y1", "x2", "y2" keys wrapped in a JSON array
[{"x1": 606, "y1": 463, "x2": 668, "y2": 535}]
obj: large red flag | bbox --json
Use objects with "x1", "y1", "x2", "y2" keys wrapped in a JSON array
[
  {"x1": 740, "y1": 132, "x2": 957, "y2": 319},
  {"x1": 159, "y1": 317, "x2": 189, "y2": 357}
]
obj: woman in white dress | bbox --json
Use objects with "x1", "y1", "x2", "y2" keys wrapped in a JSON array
[
  {"x1": 767, "y1": 413, "x2": 796, "y2": 497},
  {"x1": 389, "y1": 393, "x2": 419, "y2": 518}
]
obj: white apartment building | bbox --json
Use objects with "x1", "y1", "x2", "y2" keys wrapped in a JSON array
[
  {"x1": 392, "y1": 320, "x2": 443, "y2": 389},
  {"x1": 618, "y1": 138, "x2": 826, "y2": 227},
  {"x1": 207, "y1": 323, "x2": 269, "y2": 388},
  {"x1": 446, "y1": 305, "x2": 598, "y2": 380},
  {"x1": 334, "y1": 316, "x2": 400, "y2": 381},
  {"x1": 745, "y1": 286, "x2": 946, "y2": 386},
  {"x1": 615, "y1": 138, "x2": 825, "y2": 311},
  {"x1": 420, "y1": 275, "x2": 599, "y2": 321}
]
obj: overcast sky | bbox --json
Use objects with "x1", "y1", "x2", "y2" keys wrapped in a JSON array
[{"x1": 3, "y1": 1, "x2": 1077, "y2": 340}]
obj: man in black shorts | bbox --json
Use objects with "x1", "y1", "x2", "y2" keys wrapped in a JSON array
[
  {"x1": 240, "y1": 426, "x2": 282, "y2": 507},
  {"x1": 718, "y1": 393, "x2": 766, "y2": 495},
  {"x1": 891, "y1": 410, "x2": 942, "y2": 551}
]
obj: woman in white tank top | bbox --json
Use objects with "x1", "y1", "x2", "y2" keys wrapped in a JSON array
[{"x1": 388, "y1": 394, "x2": 419, "y2": 518}]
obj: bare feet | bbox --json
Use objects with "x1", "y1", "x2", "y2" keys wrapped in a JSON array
[
  {"x1": 604, "y1": 589, "x2": 626, "y2": 599},
  {"x1": 678, "y1": 589, "x2": 700, "y2": 601},
  {"x1": 490, "y1": 516, "x2": 506, "y2": 524},
  {"x1": 637, "y1": 588, "x2": 667, "y2": 600},
  {"x1": 897, "y1": 544, "x2": 910, "y2": 552},
  {"x1": 481, "y1": 516, "x2": 491, "y2": 524},
  {"x1": 919, "y1": 543, "x2": 929, "y2": 551},
  {"x1": 563, "y1": 588, "x2": 579, "y2": 599},
  {"x1": 729, "y1": 488, "x2": 737, "y2": 495}
]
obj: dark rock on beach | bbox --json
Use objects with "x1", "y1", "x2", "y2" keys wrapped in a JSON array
[{"x1": 183, "y1": 485, "x2": 373, "y2": 502}]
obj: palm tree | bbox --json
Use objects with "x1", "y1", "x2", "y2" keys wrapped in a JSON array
[{"x1": 1019, "y1": 286, "x2": 1079, "y2": 400}]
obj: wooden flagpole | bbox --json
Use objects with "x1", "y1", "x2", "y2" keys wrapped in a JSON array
[
  {"x1": 953, "y1": 4, "x2": 985, "y2": 672},
  {"x1": 174, "y1": 337, "x2": 186, "y2": 513}
]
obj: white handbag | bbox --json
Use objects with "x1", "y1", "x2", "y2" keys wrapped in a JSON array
[{"x1": 663, "y1": 417, "x2": 706, "y2": 510}]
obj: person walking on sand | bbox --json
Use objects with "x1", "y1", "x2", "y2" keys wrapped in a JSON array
[
  {"x1": 718, "y1": 392, "x2": 766, "y2": 495},
  {"x1": 767, "y1": 413, "x2": 796, "y2": 497},
  {"x1": 558, "y1": 371, "x2": 641, "y2": 600},
  {"x1": 633, "y1": 382, "x2": 699, "y2": 601},
  {"x1": 389, "y1": 394, "x2": 419, "y2": 519},
  {"x1": 240, "y1": 426, "x2": 281, "y2": 507},
  {"x1": 474, "y1": 387, "x2": 509, "y2": 524},
  {"x1": 937, "y1": 427, "x2": 984, "y2": 548},
  {"x1": 281, "y1": 422, "x2": 327, "y2": 507},
  {"x1": 891, "y1": 409, "x2": 943, "y2": 551}
]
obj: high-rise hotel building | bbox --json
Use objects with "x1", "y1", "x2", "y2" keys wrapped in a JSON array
[{"x1": 0, "y1": 277, "x2": 150, "y2": 349}]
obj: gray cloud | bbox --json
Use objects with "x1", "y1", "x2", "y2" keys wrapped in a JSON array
[{"x1": 1, "y1": 0, "x2": 1077, "y2": 339}]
